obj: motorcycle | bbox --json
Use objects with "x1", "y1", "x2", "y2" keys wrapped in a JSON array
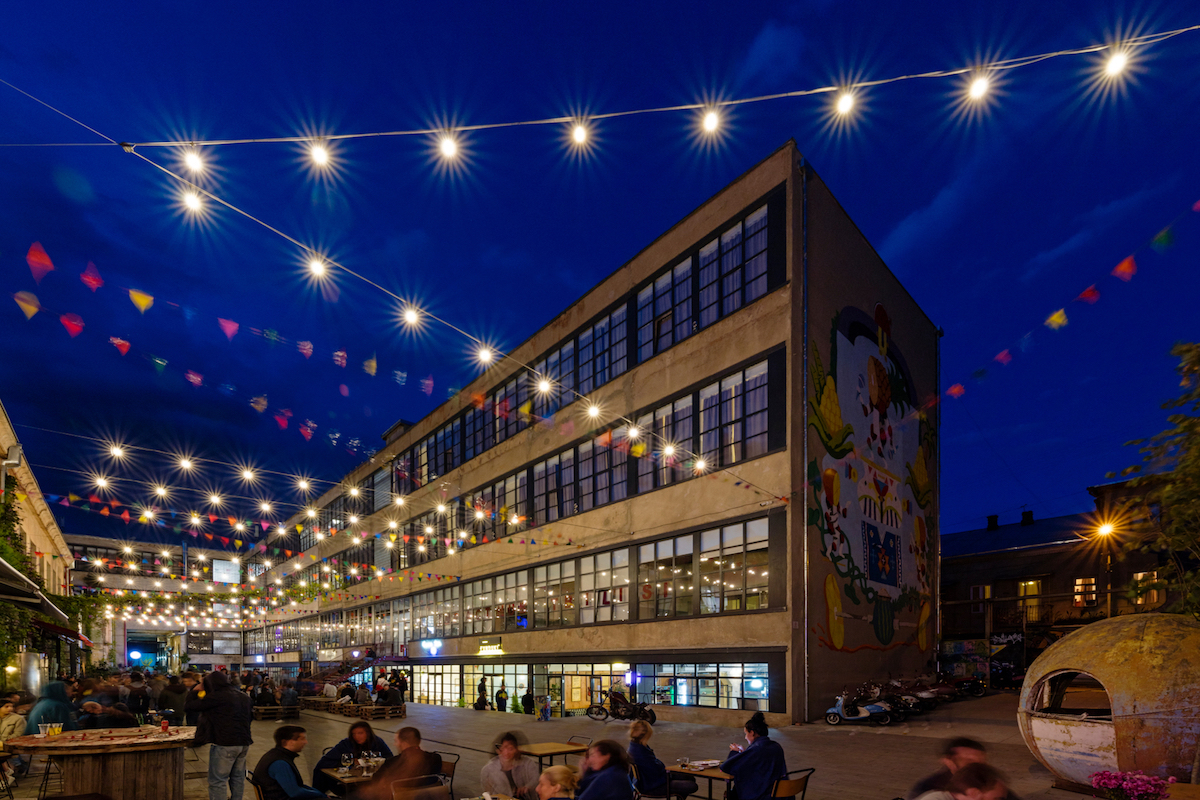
[
  {"x1": 887, "y1": 678, "x2": 939, "y2": 710},
  {"x1": 824, "y1": 690, "x2": 892, "y2": 726},
  {"x1": 586, "y1": 689, "x2": 657, "y2": 725},
  {"x1": 941, "y1": 672, "x2": 987, "y2": 698}
]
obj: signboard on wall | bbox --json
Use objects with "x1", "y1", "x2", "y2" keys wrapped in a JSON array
[{"x1": 212, "y1": 560, "x2": 240, "y2": 584}]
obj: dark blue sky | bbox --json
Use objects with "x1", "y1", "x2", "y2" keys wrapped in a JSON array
[{"x1": 2, "y1": 1, "x2": 1198, "y2": 549}]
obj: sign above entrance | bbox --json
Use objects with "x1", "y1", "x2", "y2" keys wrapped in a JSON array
[
  {"x1": 420, "y1": 639, "x2": 443, "y2": 656},
  {"x1": 477, "y1": 637, "x2": 503, "y2": 656}
]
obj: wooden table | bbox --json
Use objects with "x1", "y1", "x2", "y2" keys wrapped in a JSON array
[
  {"x1": 6, "y1": 725, "x2": 196, "y2": 800},
  {"x1": 320, "y1": 765, "x2": 377, "y2": 787},
  {"x1": 667, "y1": 764, "x2": 732, "y2": 800},
  {"x1": 517, "y1": 742, "x2": 588, "y2": 771}
]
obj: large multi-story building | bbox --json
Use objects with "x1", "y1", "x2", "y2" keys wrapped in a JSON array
[{"x1": 244, "y1": 142, "x2": 941, "y2": 724}]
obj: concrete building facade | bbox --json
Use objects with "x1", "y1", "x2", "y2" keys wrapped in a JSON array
[{"x1": 243, "y1": 142, "x2": 941, "y2": 724}]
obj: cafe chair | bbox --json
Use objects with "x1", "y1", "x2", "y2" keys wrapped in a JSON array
[
  {"x1": 629, "y1": 764, "x2": 669, "y2": 800},
  {"x1": 432, "y1": 751, "x2": 460, "y2": 796},
  {"x1": 566, "y1": 736, "x2": 591, "y2": 767},
  {"x1": 246, "y1": 768, "x2": 266, "y2": 800},
  {"x1": 769, "y1": 768, "x2": 815, "y2": 800}
]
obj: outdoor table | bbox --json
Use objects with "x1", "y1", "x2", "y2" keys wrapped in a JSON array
[
  {"x1": 516, "y1": 742, "x2": 588, "y2": 771},
  {"x1": 5, "y1": 725, "x2": 196, "y2": 800},
  {"x1": 320, "y1": 765, "x2": 376, "y2": 787},
  {"x1": 667, "y1": 764, "x2": 733, "y2": 800}
]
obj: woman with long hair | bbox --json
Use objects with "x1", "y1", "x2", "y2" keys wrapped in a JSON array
[
  {"x1": 628, "y1": 720, "x2": 697, "y2": 800},
  {"x1": 536, "y1": 765, "x2": 579, "y2": 800},
  {"x1": 719, "y1": 712, "x2": 787, "y2": 800},
  {"x1": 576, "y1": 740, "x2": 634, "y2": 800},
  {"x1": 312, "y1": 720, "x2": 394, "y2": 794}
]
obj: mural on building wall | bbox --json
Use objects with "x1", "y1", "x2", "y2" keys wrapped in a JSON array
[{"x1": 809, "y1": 304, "x2": 935, "y2": 653}]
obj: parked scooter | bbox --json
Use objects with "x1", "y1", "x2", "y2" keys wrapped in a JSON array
[
  {"x1": 825, "y1": 689, "x2": 892, "y2": 725},
  {"x1": 940, "y1": 672, "x2": 987, "y2": 698},
  {"x1": 887, "y1": 678, "x2": 939, "y2": 711}
]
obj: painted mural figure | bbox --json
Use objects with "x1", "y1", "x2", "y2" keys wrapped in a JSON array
[{"x1": 809, "y1": 304, "x2": 935, "y2": 654}]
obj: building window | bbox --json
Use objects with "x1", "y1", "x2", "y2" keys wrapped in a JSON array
[
  {"x1": 577, "y1": 307, "x2": 628, "y2": 395},
  {"x1": 372, "y1": 467, "x2": 392, "y2": 512},
  {"x1": 699, "y1": 518, "x2": 770, "y2": 613},
  {"x1": 579, "y1": 549, "x2": 629, "y2": 623},
  {"x1": 533, "y1": 450, "x2": 576, "y2": 525},
  {"x1": 532, "y1": 342, "x2": 576, "y2": 419},
  {"x1": 700, "y1": 360, "x2": 770, "y2": 468},
  {"x1": 637, "y1": 397, "x2": 695, "y2": 492},
  {"x1": 1133, "y1": 571, "x2": 1160, "y2": 605},
  {"x1": 464, "y1": 402, "x2": 495, "y2": 462},
  {"x1": 638, "y1": 535, "x2": 695, "y2": 618},
  {"x1": 1073, "y1": 577, "x2": 1098, "y2": 608},
  {"x1": 637, "y1": 258, "x2": 694, "y2": 362},
  {"x1": 492, "y1": 377, "x2": 528, "y2": 445},
  {"x1": 533, "y1": 560, "x2": 577, "y2": 628},
  {"x1": 698, "y1": 204, "x2": 769, "y2": 330},
  {"x1": 463, "y1": 577, "x2": 495, "y2": 635},
  {"x1": 496, "y1": 570, "x2": 529, "y2": 631},
  {"x1": 637, "y1": 662, "x2": 768, "y2": 710},
  {"x1": 969, "y1": 584, "x2": 991, "y2": 614},
  {"x1": 577, "y1": 430, "x2": 628, "y2": 511}
]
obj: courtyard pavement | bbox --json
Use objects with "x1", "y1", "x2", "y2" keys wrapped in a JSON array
[{"x1": 10, "y1": 692, "x2": 1080, "y2": 799}]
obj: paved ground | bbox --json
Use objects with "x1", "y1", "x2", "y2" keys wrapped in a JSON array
[{"x1": 9, "y1": 692, "x2": 1080, "y2": 799}]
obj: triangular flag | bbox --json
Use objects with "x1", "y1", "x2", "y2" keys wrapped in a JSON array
[
  {"x1": 13, "y1": 291, "x2": 39, "y2": 320},
  {"x1": 1075, "y1": 285, "x2": 1100, "y2": 304},
  {"x1": 298, "y1": 341, "x2": 313, "y2": 359},
  {"x1": 1044, "y1": 309, "x2": 1068, "y2": 330},
  {"x1": 26, "y1": 242, "x2": 54, "y2": 283},
  {"x1": 363, "y1": 354, "x2": 377, "y2": 376},
  {"x1": 1111, "y1": 256, "x2": 1136, "y2": 282},
  {"x1": 108, "y1": 337, "x2": 131, "y2": 355},
  {"x1": 218, "y1": 318, "x2": 240, "y2": 341},
  {"x1": 1151, "y1": 228, "x2": 1174, "y2": 253},
  {"x1": 208, "y1": 514, "x2": 218, "y2": 523},
  {"x1": 81, "y1": 262, "x2": 104, "y2": 291},
  {"x1": 129, "y1": 290, "x2": 154, "y2": 313},
  {"x1": 946, "y1": 384, "x2": 966, "y2": 398},
  {"x1": 60, "y1": 313, "x2": 84, "y2": 338}
]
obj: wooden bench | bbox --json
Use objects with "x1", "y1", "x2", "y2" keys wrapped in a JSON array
[
  {"x1": 336, "y1": 703, "x2": 371, "y2": 717},
  {"x1": 252, "y1": 705, "x2": 300, "y2": 721},
  {"x1": 358, "y1": 704, "x2": 407, "y2": 720},
  {"x1": 300, "y1": 696, "x2": 336, "y2": 710}
]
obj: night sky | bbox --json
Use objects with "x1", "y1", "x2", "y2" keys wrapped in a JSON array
[{"x1": 2, "y1": 1, "x2": 1198, "y2": 552}]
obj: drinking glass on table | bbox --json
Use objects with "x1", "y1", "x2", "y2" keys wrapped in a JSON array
[{"x1": 341, "y1": 754, "x2": 353, "y2": 773}]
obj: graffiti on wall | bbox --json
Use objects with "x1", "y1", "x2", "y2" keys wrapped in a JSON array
[{"x1": 809, "y1": 304, "x2": 935, "y2": 653}]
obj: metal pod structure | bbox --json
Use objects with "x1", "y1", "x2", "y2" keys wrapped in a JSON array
[{"x1": 1018, "y1": 613, "x2": 1200, "y2": 787}]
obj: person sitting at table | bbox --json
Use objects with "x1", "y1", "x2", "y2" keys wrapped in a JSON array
[
  {"x1": 354, "y1": 683, "x2": 373, "y2": 705},
  {"x1": 627, "y1": 720, "x2": 697, "y2": 800},
  {"x1": 352, "y1": 726, "x2": 443, "y2": 800},
  {"x1": 158, "y1": 676, "x2": 189, "y2": 725},
  {"x1": 257, "y1": 685, "x2": 281, "y2": 706},
  {"x1": 77, "y1": 701, "x2": 105, "y2": 729},
  {"x1": 335, "y1": 682, "x2": 356, "y2": 704},
  {"x1": 576, "y1": 740, "x2": 634, "y2": 800},
  {"x1": 719, "y1": 712, "x2": 786, "y2": 800},
  {"x1": 313, "y1": 720, "x2": 394, "y2": 794},
  {"x1": 250, "y1": 725, "x2": 326, "y2": 799},
  {"x1": 0, "y1": 700, "x2": 27, "y2": 786},
  {"x1": 536, "y1": 765, "x2": 580, "y2": 800},
  {"x1": 481, "y1": 731, "x2": 540, "y2": 800},
  {"x1": 25, "y1": 681, "x2": 77, "y2": 733}
]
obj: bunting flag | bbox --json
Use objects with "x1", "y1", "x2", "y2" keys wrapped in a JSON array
[
  {"x1": 129, "y1": 289, "x2": 154, "y2": 313},
  {"x1": 80, "y1": 262, "x2": 104, "y2": 291},
  {"x1": 26, "y1": 242, "x2": 54, "y2": 283},
  {"x1": 1043, "y1": 309, "x2": 1068, "y2": 330},
  {"x1": 1075, "y1": 285, "x2": 1100, "y2": 304},
  {"x1": 59, "y1": 313, "x2": 84, "y2": 337},
  {"x1": 13, "y1": 291, "x2": 39, "y2": 319},
  {"x1": 218, "y1": 318, "x2": 240, "y2": 340},
  {"x1": 1111, "y1": 255, "x2": 1136, "y2": 282},
  {"x1": 109, "y1": 336, "x2": 131, "y2": 355}
]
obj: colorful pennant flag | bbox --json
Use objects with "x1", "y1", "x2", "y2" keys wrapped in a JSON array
[
  {"x1": 13, "y1": 291, "x2": 39, "y2": 319},
  {"x1": 129, "y1": 289, "x2": 154, "y2": 313},
  {"x1": 26, "y1": 242, "x2": 54, "y2": 283}
]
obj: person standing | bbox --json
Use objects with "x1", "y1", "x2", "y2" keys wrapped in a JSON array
[
  {"x1": 397, "y1": 672, "x2": 408, "y2": 705},
  {"x1": 249, "y1": 725, "x2": 325, "y2": 799},
  {"x1": 186, "y1": 670, "x2": 253, "y2": 800},
  {"x1": 478, "y1": 676, "x2": 488, "y2": 707},
  {"x1": 181, "y1": 672, "x2": 202, "y2": 726},
  {"x1": 522, "y1": 688, "x2": 535, "y2": 715},
  {"x1": 124, "y1": 671, "x2": 151, "y2": 719},
  {"x1": 495, "y1": 680, "x2": 509, "y2": 713},
  {"x1": 719, "y1": 712, "x2": 786, "y2": 800}
]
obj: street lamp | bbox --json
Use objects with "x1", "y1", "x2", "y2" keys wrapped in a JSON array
[{"x1": 1097, "y1": 522, "x2": 1115, "y2": 619}]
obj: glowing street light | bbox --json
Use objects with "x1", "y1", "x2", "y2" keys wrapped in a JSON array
[{"x1": 1097, "y1": 523, "x2": 1115, "y2": 536}]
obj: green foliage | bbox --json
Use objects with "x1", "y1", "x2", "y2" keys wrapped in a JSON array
[
  {"x1": 0, "y1": 494, "x2": 34, "y2": 668},
  {"x1": 1111, "y1": 342, "x2": 1200, "y2": 619}
]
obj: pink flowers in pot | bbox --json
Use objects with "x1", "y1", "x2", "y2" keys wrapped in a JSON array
[{"x1": 1090, "y1": 770, "x2": 1176, "y2": 800}]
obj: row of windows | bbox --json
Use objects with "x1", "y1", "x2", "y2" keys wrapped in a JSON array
[
  {"x1": 247, "y1": 516, "x2": 777, "y2": 650},
  {"x1": 295, "y1": 355, "x2": 779, "y2": 575}
]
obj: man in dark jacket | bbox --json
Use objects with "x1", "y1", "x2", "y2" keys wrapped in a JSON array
[
  {"x1": 250, "y1": 725, "x2": 325, "y2": 799},
  {"x1": 375, "y1": 683, "x2": 401, "y2": 706},
  {"x1": 186, "y1": 670, "x2": 254, "y2": 800}
]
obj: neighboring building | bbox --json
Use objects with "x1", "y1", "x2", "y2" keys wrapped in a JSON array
[
  {"x1": 940, "y1": 499, "x2": 1165, "y2": 688},
  {"x1": 0, "y1": 399, "x2": 76, "y2": 683},
  {"x1": 244, "y1": 142, "x2": 941, "y2": 724},
  {"x1": 64, "y1": 532, "x2": 252, "y2": 672}
]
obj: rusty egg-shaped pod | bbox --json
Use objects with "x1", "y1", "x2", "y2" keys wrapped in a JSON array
[{"x1": 1017, "y1": 613, "x2": 1200, "y2": 786}]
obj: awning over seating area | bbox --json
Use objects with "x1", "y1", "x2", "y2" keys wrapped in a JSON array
[{"x1": 0, "y1": 554, "x2": 70, "y2": 625}]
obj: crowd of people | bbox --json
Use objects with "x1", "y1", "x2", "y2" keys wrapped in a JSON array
[{"x1": 0, "y1": 667, "x2": 1015, "y2": 800}]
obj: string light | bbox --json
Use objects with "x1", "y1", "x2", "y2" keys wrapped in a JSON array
[
  {"x1": 572, "y1": 124, "x2": 588, "y2": 144},
  {"x1": 182, "y1": 191, "x2": 201, "y2": 211},
  {"x1": 154, "y1": 486, "x2": 167, "y2": 497},
  {"x1": 209, "y1": 494, "x2": 222, "y2": 505},
  {"x1": 241, "y1": 469, "x2": 255, "y2": 481},
  {"x1": 587, "y1": 405, "x2": 601, "y2": 418},
  {"x1": 95, "y1": 477, "x2": 108, "y2": 488},
  {"x1": 439, "y1": 134, "x2": 458, "y2": 159},
  {"x1": 1105, "y1": 51, "x2": 1128, "y2": 77},
  {"x1": 836, "y1": 92, "x2": 855, "y2": 115},
  {"x1": 109, "y1": 446, "x2": 125, "y2": 458},
  {"x1": 184, "y1": 151, "x2": 203, "y2": 173},
  {"x1": 310, "y1": 143, "x2": 329, "y2": 166},
  {"x1": 968, "y1": 76, "x2": 989, "y2": 99},
  {"x1": 402, "y1": 308, "x2": 420, "y2": 326},
  {"x1": 478, "y1": 347, "x2": 494, "y2": 364},
  {"x1": 702, "y1": 110, "x2": 719, "y2": 133},
  {"x1": 179, "y1": 459, "x2": 193, "y2": 470},
  {"x1": 308, "y1": 257, "x2": 326, "y2": 276},
  {"x1": 537, "y1": 378, "x2": 551, "y2": 393},
  {"x1": 297, "y1": 480, "x2": 309, "y2": 491},
  {"x1": 260, "y1": 502, "x2": 271, "y2": 512}
]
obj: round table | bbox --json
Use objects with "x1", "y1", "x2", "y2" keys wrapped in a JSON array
[{"x1": 6, "y1": 725, "x2": 196, "y2": 800}]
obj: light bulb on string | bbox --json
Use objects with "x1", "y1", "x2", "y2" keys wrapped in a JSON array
[
  {"x1": 836, "y1": 92, "x2": 855, "y2": 115},
  {"x1": 308, "y1": 257, "x2": 326, "y2": 276},
  {"x1": 968, "y1": 76, "x2": 989, "y2": 100},
  {"x1": 537, "y1": 378, "x2": 551, "y2": 393},
  {"x1": 1106, "y1": 51, "x2": 1128, "y2": 77},
  {"x1": 154, "y1": 486, "x2": 167, "y2": 497},
  {"x1": 184, "y1": 150, "x2": 204, "y2": 173},
  {"x1": 402, "y1": 307, "x2": 421, "y2": 326},
  {"x1": 179, "y1": 458, "x2": 193, "y2": 471},
  {"x1": 702, "y1": 110, "x2": 720, "y2": 133},
  {"x1": 310, "y1": 143, "x2": 330, "y2": 166},
  {"x1": 241, "y1": 469, "x2": 255, "y2": 481},
  {"x1": 109, "y1": 445, "x2": 125, "y2": 458},
  {"x1": 477, "y1": 347, "x2": 494, "y2": 364},
  {"x1": 182, "y1": 191, "x2": 202, "y2": 212},
  {"x1": 439, "y1": 134, "x2": 458, "y2": 159}
]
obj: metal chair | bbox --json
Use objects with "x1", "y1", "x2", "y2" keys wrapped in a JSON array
[
  {"x1": 432, "y1": 752, "x2": 460, "y2": 797},
  {"x1": 566, "y1": 735, "x2": 591, "y2": 767},
  {"x1": 247, "y1": 769, "x2": 266, "y2": 800},
  {"x1": 0, "y1": 752, "x2": 13, "y2": 800},
  {"x1": 769, "y1": 768, "x2": 815, "y2": 800},
  {"x1": 630, "y1": 764, "x2": 669, "y2": 800}
]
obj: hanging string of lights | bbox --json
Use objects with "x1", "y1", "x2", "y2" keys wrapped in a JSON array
[{"x1": 2, "y1": 25, "x2": 1195, "y2": 151}]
